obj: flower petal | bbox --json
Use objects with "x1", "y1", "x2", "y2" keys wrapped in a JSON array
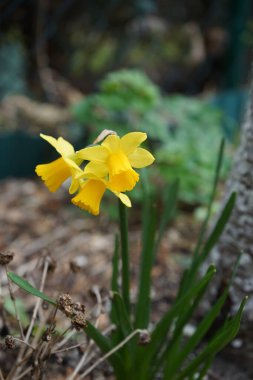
[
  {"x1": 128, "y1": 147, "x2": 155, "y2": 168},
  {"x1": 109, "y1": 168, "x2": 139, "y2": 192},
  {"x1": 107, "y1": 152, "x2": 132, "y2": 176},
  {"x1": 71, "y1": 179, "x2": 106, "y2": 215},
  {"x1": 84, "y1": 161, "x2": 108, "y2": 178},
  {"x1": 117, "y1": 193, "x2": 132, "y2": 207},
  {"x1": 77, "y1": 145, "x2": 109, "y2": 162},
  {"x1": 101, "y1": 134, "x2": 120, "y2": 153},
  {"x1": 35, "y1": 157, "x2": 71, "y2": 192},
  {"x1": 120, "y1": 132, "x2": 147, "y2": 155},
  {"x1": 40, "y1": 134, "x2": 75, "y2": 157}
]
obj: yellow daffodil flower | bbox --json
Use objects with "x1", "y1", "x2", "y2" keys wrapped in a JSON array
[
  {"x1": 35, "y1": 134, "x2": 82, "y2": 193},
  {"x1": 65, "y1": 158, "x2": 131, "y2": 216},
  {"x1": 71, "y1": 178, "x2": 131, "y2": 216},
  {"x1": 77, "y1": 132, "x2": 155, "y2": 192}
]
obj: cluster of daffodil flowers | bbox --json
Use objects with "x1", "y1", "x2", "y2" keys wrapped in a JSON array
[{"x1": 35, "y1": 131, "x2": 155, "y2": 215}]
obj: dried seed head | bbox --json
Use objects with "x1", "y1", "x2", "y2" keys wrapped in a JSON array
[
  {"x1": 138, "y1": 330, "x2": 151, "y2": 345},
  {"x1": 71, "y1": 312, "x2": 87, "y2": 330},
  {"x1": 73, "y1": 302, "x2": 86, "y2": 313},
  {"x1": 42, "y1": 333, "x2": 52, "y2": 342},
  {"x1": 5, "y1": 335, "x2": 16, "y2": 349},
  {"x1": 0, "y1": 252, "x2": 14, "y2": 265},
  {"x1": 57, "y1": 294, "x2": 73, "y2": 317}
]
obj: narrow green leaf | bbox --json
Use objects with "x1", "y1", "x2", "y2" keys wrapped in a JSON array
[
  {"x1": 135, "y1": 199, "x2": 157, "y2": 328},
  {"x1": 111, "y1": 235, "x2": 119, "y2": 293},
  {"x1": 110, "y1": 235, "x2": 122, "y2": 346},
  {"x1": 4, "y1": 297, "x2": 30, "y2": 326},
  {"x1": 113, "y1": 292, "x2": 133, "y2": 337},
  {"x1": 179, "y1": 192, "x2": 236, "y2": 296},
  {"x1": 134, "y1": 266, "x2": 216, "y2": 377},
  {"x1": 164, "y1": 253, "x2": 242, "y2": 378},
  {"x1": 7, "y1": 272, "x2": 56, "y2": 305},
  {"x1": 118, "y1": 200, "x2": 130, "y2": 313},
  {"x1": 85, "y1": 321, "x2": 124, "y2": 376},
  {"x1": 176, "y1": 297, "x2": 247, "y2": 380},
  {"x1": 154, "y1": 179, "x2": 179, "y2": 253},
  {"x1": 163, "y1": 269, "x2": 214, "y2": 378},
  {"x1": 111, "y1": 292, "x2": 135, "y2": 366},
  {"x1": 195, "y1": 356, "x2": 214, "y2": 380},
  {"x1": 193, "y1": 138, "x2": 225, "y2": 259}
]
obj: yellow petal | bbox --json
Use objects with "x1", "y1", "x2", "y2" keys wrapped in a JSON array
[
  {"x1": 35, "y1": 157, "x2": 71, "y2": 192},
  {"x1": 69, "y1": 179, "x2": 79, "y2": 194},
  {"x1": 109, "y1": 168, "x2": 139, "y2": 192},
  {"x1": 120, "y1": 132, "x2": 147, "y2": 155},
  {"x1": 77, "y1": 145, "x2": 109, "y2": 161},
  {"x1": 101, "y1": 134, "x2": 120, "y2": 153},
  {"x1": 128, "y1": 147, "x2": 155, "y2": 168},
  {"x1": 84, "y1": 161, "x2": 108, "y2": 178},
  {"x1": 117, "y1": 193, "x2": 132, "y2": 207},
  {"x1": 107, "y1": 152, "x2": 132, "y2": 176},
  {"x1": 40, "y1": 134, "x2": 75, "y2": 157},
  {"x1": 71, "y1": 179, "x2": 106, "y2": 215}
]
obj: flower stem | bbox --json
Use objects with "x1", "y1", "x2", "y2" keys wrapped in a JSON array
[{"x1": 118, "y1": 200, "x2": 130, "y2": 313}]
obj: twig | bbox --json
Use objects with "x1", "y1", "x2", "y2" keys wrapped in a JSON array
[
  {"x1": 14, "y1": 366, "x2": 32, "y2": 380},
  {"x1": 92, "y1": 286, "x2": 103, "y2": 325},
  {"x1": 67, "y1": 286, "x2": 103, "y2": 380},
  {"x1": 80, "y1": 329, "x2": 145, "y2": 379},
  {"x1": 5, "y1": 265, "x2": 25, "y2": 340},
  {"x1": 52, "y1": 340, "x2": 87, "y2": 354},
  {"x1": 53, "y1": 327, "x2": 75, "y2": 351},
  {"x1": 53, "y1": 324, "x2": 115, "y2": 355},
  {"x1": 0, "y1": 369, "x2": 5, "y2": 380},
  {"x1": 25, "y1": 257, "x2": 50, "y2": 343},
  {"x1": 13, "y1": 337, "x2": 35, "y2": 351},
  {"x1": 6, "y1": 257, "x2": 52, "y2": 380}
]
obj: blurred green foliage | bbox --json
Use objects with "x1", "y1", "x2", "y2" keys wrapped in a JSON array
[{"x1": 72, "y1": 69, "x2": 231, "y2": 205}]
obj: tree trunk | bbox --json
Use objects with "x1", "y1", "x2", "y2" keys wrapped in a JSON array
[
  {"x1": 213, "y1": 68, "x2": 253, "y2": 316},
  {"x1": 209, "y1": 65, "x2": 253, "y2": 372}
]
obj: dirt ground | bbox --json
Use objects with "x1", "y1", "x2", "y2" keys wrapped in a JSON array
[{"x1": 0, "y1": 178, "x2": 250, "y2": 379}]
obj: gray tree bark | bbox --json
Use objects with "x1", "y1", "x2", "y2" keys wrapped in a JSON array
[
  {"x1": 209, "y1": 67, "x2": 253, "y2": 374},
  {"x1": 212, "y1": 71, "x2": 253, "y2": 320}
]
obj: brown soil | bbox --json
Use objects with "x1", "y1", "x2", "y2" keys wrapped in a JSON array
[{"x1": 0, "y1": 179, "x2": 250, "y2": 379}]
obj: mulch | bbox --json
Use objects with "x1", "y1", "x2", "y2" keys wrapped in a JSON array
[{"x1": 0, "y1": 178, "x2": 250, "y2": 379}]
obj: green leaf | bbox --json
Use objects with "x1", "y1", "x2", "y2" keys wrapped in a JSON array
[
  {"x1": 133, "y1": 266, "x2": 216, "y2": 378},
  {"x1": 85, "y1": 321, "x2": 124, "y2": 377},
  {"x1": 154, "y1": 179, "x2": 179, "y2": 253},
  {"x1": 193, "y1": 138, "x2": 225, "y2": 259},
  {"x1": 163, "y1": 268, "x2": 214, "y2": 378},
  {"x1": 179, "y1": 191, "x2": 236, "y2": 296},
  {"x1": 4, "y1": 296, "x2": 29, "y2": 326},
  {"x1": 111, "y1": 234, "x2": 119, "y2": 294},
  {"x1": 118, "y1": 200, "x2": 130, "y2": 313},
  {"x1": 112, "y1": 292, "x2": 133, "y2": 337},
  {"x1": 7, "y1": 272, "x2": 56, "y2": 305},
  {"x1": 110, "y1": 292, "x2": 135, "y2": 368},
  {"x1": 176, "y1": 297, "x2": 247, "y2": 380},
  {"x1": 135, "y1": 198, "x2": 157, "y2": 329}
]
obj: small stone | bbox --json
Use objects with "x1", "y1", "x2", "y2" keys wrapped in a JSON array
[{"x1": 69, "y1": 255, "x2": 88, "y2": 273}]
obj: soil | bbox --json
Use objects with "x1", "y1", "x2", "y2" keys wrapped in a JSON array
[{"x1": 0, "y1": 178, "x2": 251, "y2": 379}]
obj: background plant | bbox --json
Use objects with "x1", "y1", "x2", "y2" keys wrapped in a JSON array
[
  {"x1": 7, "y1": 140, "x2": 246, "y2": 380},
  {"x1": 72, "y1": 69, "x2": 232, "y2": 205}
]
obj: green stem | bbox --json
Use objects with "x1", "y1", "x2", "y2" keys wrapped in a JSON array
[{"x1": 118, "y1": 200, "x2": 130, "y2": 313}]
